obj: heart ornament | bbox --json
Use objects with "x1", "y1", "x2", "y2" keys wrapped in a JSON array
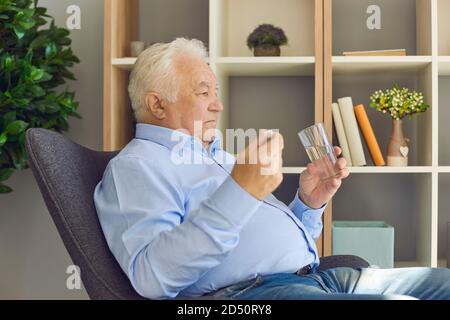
[{"x1": 400, "y1": 146, "x2": 409, "y2": 158}]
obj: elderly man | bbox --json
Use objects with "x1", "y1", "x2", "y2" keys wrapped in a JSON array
[{"x1": 94, "y1": 38, "x2": 450, "y2": 300}]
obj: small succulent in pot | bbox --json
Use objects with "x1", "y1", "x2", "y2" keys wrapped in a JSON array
[{"x1": 247, "y1": 24, "x2": 288, "y2": 57}]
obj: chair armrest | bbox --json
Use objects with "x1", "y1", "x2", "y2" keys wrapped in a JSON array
[{"x1": 318, "y1": 255, "x2": 370, "y2": 271}]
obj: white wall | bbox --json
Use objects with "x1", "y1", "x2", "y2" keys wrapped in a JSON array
[{"x1": 0, "y1": 0, "x2": 103, "y2": 299}]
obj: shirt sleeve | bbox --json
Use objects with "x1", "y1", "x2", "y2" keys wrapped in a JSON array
[
  {"x1": 288, "y1": 185, "x2": 327, "y2": 241},
  {"x1": 94, "y1": 156, "x2": 261, "y2": 300}
]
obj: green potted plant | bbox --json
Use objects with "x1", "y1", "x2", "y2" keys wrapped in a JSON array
[
  {"x1": 369, "y1": 84, "x2": 430, "y2": 166},
  {"x1": 247, "y1": 23, "x2": 288, "y2": 57},
  {"x1": 0, "y1": 0, "x2": 80, "y2": 193}
]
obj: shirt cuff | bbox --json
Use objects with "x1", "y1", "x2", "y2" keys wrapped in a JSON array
[
  {"x1": 208, "y1": 176, "x2": 262, "y2": 228},
  {"x1": 289, "y1": 188, "x2": 327, "y2": 223}
]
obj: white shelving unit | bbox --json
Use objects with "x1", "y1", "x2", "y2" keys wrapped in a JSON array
[{"x1": 327, "y1": 0, "x2": 450, "y2": 268}]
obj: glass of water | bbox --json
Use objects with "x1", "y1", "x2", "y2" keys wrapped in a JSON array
[{"x1": 298, "y1": 123, "x2": 339, "y2": 181}]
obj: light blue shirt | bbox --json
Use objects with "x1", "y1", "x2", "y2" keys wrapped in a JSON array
[{"x1": 94, "y1": 123, "x2": 327, "y2": 299}]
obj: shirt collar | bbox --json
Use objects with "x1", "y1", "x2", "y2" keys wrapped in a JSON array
[{"x1": 135, "y1": 123, "x2": 222, "y2": 156}]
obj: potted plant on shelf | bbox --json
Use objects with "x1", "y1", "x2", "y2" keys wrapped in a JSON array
[
  {"x1": 247, "y1": 23, "x2": 288, "y2": 57},
  {"x1": 0, "y1": 0, "x2": 80, "y2": 193},
  {"x1": 369, "y1": 84, "x2": 430, "y2": 166}
]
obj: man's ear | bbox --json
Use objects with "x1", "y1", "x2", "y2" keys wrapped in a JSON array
[{"x1": 145, "y1": 92, "x2": 166, "y2": 120}]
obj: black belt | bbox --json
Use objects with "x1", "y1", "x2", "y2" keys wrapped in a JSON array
[{"x1": 296, "y1": 264, "x2": 312, "y2": 276}]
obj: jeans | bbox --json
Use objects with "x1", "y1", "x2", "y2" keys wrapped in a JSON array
[{"x1": 207, "y1": 267, "x2": 450, "y2": 300}]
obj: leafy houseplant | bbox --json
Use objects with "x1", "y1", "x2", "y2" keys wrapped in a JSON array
[
  {"x1": 369, "y1": 84, "x2": 430, "y2": 166},
  {"x1": 0, "y1": 0, "x2": 80, "y2": 193},
  {"x1": 247, "y1": 23, "x2": 288, "y2": 57}
]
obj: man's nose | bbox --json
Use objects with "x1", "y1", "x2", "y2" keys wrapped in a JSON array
[{"x1": 209, "y1": 99, "x2": 223, "y2": 112}]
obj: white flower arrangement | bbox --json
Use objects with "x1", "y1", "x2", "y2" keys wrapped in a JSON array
[{"x1": 369, "y1": 84, "x2": 430, "y2": 120}]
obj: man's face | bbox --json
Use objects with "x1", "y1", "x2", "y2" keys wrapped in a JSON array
[{"x1": 164, "y1": 53, "x2": 223, "y2": 146}]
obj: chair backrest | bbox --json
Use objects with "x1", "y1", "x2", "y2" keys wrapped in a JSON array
[{"x1": 25, "y1": 128, "x2": 143, "y2": 300}]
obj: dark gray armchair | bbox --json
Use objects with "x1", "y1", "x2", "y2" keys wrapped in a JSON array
[{"x1": 25, "y1": 128, "x2": 369, "y2": 300}]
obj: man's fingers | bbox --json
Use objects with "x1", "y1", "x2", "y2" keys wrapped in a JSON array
[
  {"x1": 335, "y1": 167, "x2": 350, "y2": 179},
  {"x1": 325, "y1": 177, "x2": 342, "y2": 193},
  {"x1": 303, "y1": 163, "x2": 318, "y2": 179},
  {"x1": 242, "y1": 130, "x2": 284, "y2": 172},
  {"x1": 259, "y1": 132, "x2": 283, "y2": 161},
  {"x1": 245, "y1": 130, "x2": 272, "y2": 164},
  {"x1": 335, "y1": 157, "x2": 347, "y2": 170},
  {"x1": 333, "y1": 146, "x2": 342, "y2": 157},
  {"x1": 257, "y1": 129, "x2": 273, "y2": 146},
  {"x1": 259, "y1": 131, "x2": 284, "y2": 176}
]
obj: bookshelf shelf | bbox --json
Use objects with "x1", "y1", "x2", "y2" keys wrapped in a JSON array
[
  {"x1": 332, "y1": 56, "x2": 432, "y2": 75},
  {"x1": 112, "y1": 58, "x2": 136, "y2": 70},
  {"x1": 111, "y1": 57, "x2": 316, "y2": 74},
  {"x1": 214, "y1": 57, "x2": 315, "y2": 76},
  {"x1": 282, "y1": 167, "x2": 306, "y2": 174},
  {"x1": 283, "y1": 167, "x2": 434, "y2": 174},
  {"x1": 112, "y1": 57, "x2": 214, "y2": 71},
  {"x1": 347, "y1": 166, "x2": 434, "y2": 174},
  {"x1": 394, "y1": 260, "x2": 427, "y2": 268}
]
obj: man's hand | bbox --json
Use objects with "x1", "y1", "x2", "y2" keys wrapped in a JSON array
[
  {"x1": 231, "y1": 130, "x2": 284, "y2": 201},
  {"x1": 298, "y1": 146, "x2": 350, "y2": 209}
]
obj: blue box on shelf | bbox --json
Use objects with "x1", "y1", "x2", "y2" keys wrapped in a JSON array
[{"x1": 332, "y1": 221, "x2": 395, "y2": 268}]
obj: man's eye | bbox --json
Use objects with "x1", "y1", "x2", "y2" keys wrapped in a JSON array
[{"x1": 201, "y1": 92, "x2": 209, "y2": 96}]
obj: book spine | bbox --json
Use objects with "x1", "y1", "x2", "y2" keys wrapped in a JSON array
[
  {"x1": 337, "y1": 97, "x2": 367, "y2": 166},
  {"x1": 342, "y1": 49, "x2": 406, "y2": 56},
  {"x1": 354, "y1": 104, "x2": 386, "y2": 166},
  {"x1": 331, "y1": 103, "x2": 353, "y2": 166}
]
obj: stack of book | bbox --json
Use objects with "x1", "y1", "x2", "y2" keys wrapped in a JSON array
[{"x1": 332, "y1": 97, "x2": 386, "y2": 167}]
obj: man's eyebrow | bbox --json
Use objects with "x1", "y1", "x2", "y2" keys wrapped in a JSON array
[
  {"x1": 197, "y1": 81, "x2": 219, "y2": 90},
  {"x1": 198, "y1": 81, "x2": 210, "y2": 88}
]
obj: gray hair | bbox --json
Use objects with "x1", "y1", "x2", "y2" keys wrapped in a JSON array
[{"x1": 128, "y1": 38, "x2": 208, "y2": 123}]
